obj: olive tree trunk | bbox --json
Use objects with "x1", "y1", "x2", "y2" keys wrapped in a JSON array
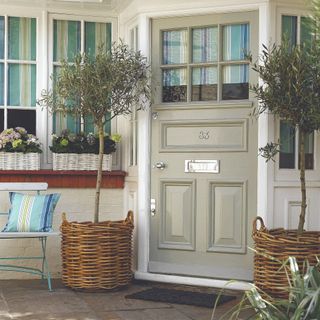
[
  {"x1": 298, "y1": 129, "x2": 307, "y2": 234},
  {"x1": 94, "y1": 123, "x2": 104, "y2": 223}
]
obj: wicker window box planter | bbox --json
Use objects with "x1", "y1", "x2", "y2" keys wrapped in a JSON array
[
  {"x1": 53, "y1": 153, "x2": 112, "y2": 171},
  {"x1": 0, "y1": 152, "x2": 40, "y2": 170}
]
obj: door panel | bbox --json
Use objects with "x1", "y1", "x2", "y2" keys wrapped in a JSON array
[
  {"x1": 208, "y1": 182, "x2": 246, "y2": 253},
  {"x1": 150, "y1": 12, "x2": 258, "y2": 281},
  {"x1": 160, "y1": 119, "x2": 248, "y2": 152},
  {"x1": 159, "y1": 180, "x2": 196, "y2": 250}
]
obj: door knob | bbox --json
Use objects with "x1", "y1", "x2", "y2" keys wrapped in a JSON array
[{"x1": 153, "y1": 161, "x2": 166, "y2": 170}]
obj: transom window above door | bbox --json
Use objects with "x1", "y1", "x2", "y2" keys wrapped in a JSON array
[{"x1": 161, "y1": 23, "x2": 250, "y2": 103}]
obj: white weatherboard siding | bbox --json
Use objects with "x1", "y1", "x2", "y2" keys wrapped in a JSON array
[{"x1": 0, "y1": 188, "x2": 124, "y2": 279}]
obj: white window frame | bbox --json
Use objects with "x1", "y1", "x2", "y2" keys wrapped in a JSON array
[
  {"x1": 0, "y1": 8, "x2": 47, "y2": 165},
  {"x1": 128, "y1": 25, "x2": 139, "y2": 168},
  {"x1": 275, "y1": 8, "x2": 319, "y2": 182},
  {"x1": 47, "y1": 13, "x2": 119, "y2": 168}
]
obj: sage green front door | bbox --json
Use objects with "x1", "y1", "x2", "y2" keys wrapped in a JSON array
[{"x1": 149, "y1": 11, "x2": 259, "y2": 281}]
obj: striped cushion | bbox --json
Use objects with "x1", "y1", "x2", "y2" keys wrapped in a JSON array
[{"x1": 3, "y1": 192, "x2": 60, "y2": 232}]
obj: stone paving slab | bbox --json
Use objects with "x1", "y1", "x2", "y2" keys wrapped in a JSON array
[{"x1": 0, "y1": 279, "x2": 253, "y2": 320}]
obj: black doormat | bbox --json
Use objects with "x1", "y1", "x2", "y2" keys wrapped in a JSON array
[{"x1": 126, "y1": 287, "x2": 236, "y2": 308}]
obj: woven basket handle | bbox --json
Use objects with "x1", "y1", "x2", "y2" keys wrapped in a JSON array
[
  {"x1": 126, "y1": 210, "x2": 134, "y2": 225},
  {"x1": 252, "y1": 216, "x2": 266, "y2": 234},
  {"x1": 62, "y1": 212, "x2": 67, "y2": 222}
]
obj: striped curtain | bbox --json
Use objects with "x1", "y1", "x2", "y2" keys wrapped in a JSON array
[
  {"x1": 0, "y1": 16, "x2": 3, "y2": 106},
  {"x1": 85, "y1": 22, "x2": 112, "y2": 56},
  {"x1": 163, "y1": 68, "x2": 187, "y2": 87},
  {"x1": 282, "y1": 15, "x2": 297, "y2": 46},
  {"x1": 7, "y1": 17, "x2": 36, "y2": 107},
  {"x1": 223, "y1": 65, "x2": 248, "y2": 84},
  {"x1": 53, "y1": 20, "x2": 81, "y2": 62},
  {"x1": 223, "y1": 23, "x2": 249, "y2": 61},
  {"x1": 163, "y1": 30, "x2": 187, "y2": 64},
  {"x1": 192, "y1": 27, "x2": 218, "y2": 63},
  {"x1": 192, "y1": 67, "x2": 217, "y2": 85}
]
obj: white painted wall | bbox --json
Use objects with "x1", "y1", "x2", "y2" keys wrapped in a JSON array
[{"x1": 0, "y1": 188, "x2": 124, "y2": 279}]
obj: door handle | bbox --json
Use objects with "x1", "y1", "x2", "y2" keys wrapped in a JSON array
[
  {"x1": 153, "y1": 161, "x2": 166, "y2": 170},
  {"x1": 151, "y1": 198, "x2": 156, "y2": 216}
]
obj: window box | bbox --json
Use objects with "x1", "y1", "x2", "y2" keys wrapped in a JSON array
[
  {"x1": 0, "y1": 152, "x2": 40, "y2": 171},
  {"x1": 52, "y1": 153, "x2": 112, "y2": 171}
]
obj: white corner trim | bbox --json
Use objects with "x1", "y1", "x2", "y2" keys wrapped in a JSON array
[{"x1": 134, "y1": 271, "x2": 253, "y2": 292}]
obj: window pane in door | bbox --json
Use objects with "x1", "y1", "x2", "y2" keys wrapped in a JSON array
[
  {"x1": 162, "y1": 30, "x2": 187, "y2": 64},
  {"x1": 223, "y1": 24, "x2": 249, "y2": 61},
  {"x1": 162, "y1": 68, "x2": 187, "y2": 102},
  {"x1": 53, "y1": 20, "x2": 81, "y2": 62},
  {"x1": 8, "y1": 17, "x2": 36, "y2": 61},
  {"x1": 8, "y1": 64, "x2": 36, "y2": 106},
  {"x1": 7, "y1": 109, "x2": 36, "y2": 134},
  {"x1": 222, "y1": 64, "x2": 249, "y2": 100},
  {"x1": 282, "y1": 15, "x2": 297, "y2": 46},
  {"x1": 85, "y1": 22, "x2": 112, "y2": 57},
  {"x1": 192, "y1": 27, "x2": 218, "y2": 63},
  {"x1": 279, "y1": 121, "x2": 295, "y2": 169},
  {"x1": 192, "y1": 67, "x2": 217, "y2": 101},
  {"x1": 0, "y1": 16, "x2": 4, "y2": 60}
]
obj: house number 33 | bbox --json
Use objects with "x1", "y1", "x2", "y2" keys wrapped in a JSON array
[{"x1": 199, "y1": 131, "x2": 210, "y2": 140}]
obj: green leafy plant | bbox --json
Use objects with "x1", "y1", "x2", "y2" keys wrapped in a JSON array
[
  {"x1": 212, "y1": 257, "x2": 320, "y2": 319},
  {"x1": 50, "y1": 129, "x2": 117, "y2": 154},
  {"x1": 251, "y1": 27, "x2": 320, "y2": 234},
  {"x1": 38, "y1": 42, "x2": 151, "y2": 223},
  {"x1": 0, "y1": 127, "x2": 42, "y2": 153}
]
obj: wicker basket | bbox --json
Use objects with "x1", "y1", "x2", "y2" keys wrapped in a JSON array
[
  {"x1": 53, "y1": 153, "x2": 112, "y2": 171},
  {"x1": 61, "y1": 211, "x2": 134, "y2": 290},
  {"x1": 0, "y1": 152, "x2": 40, "y2": 170},
  {"x1": 252, "y1": 217, "x2": 320, "y2": 298}
]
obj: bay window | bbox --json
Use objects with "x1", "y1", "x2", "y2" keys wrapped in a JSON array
[{"x1": 279, "y1": 14, "x2": 314, "y2": 170}]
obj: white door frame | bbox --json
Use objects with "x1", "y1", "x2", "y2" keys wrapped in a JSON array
[{"x1": 135, "y1": 2, "x2": 272, "y2": 291}]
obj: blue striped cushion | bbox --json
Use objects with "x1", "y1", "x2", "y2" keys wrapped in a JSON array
[{"x1": 3, "y1": 192, "x2": 60, "y2": 232}]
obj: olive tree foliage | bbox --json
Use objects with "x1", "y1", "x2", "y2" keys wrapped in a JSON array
[
  {"x1": 251, "y1": 33, "x2": 320, "y2": 234},
  {"x1": 38, "y1": 42, "x2": 151, "y2": 223}
]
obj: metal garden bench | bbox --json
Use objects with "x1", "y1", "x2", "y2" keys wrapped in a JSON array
[{"x1": 0, "y1": 182, "x2": 59, "y2": 291}]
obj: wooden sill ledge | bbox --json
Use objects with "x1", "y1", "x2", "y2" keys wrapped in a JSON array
[{"x1": 0, "y1": 170, "x2": 126, "y2": 189}]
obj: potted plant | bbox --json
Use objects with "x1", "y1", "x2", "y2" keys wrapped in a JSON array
[
  {"x1": 38, "y1": 42, "x2": 151, "y2": 289},
  {"x1": 250, "y1": 10, "x2": 320, "y2": 297},
  {"x1": 0, "y1": 127, "x2": 42, "y2": 170},
  {"x1": 50, "y1": 129, "x2": 119, "y2": 171},
  {"x1": 212, "y1": 256, "x2": 320, "y2": 319}
]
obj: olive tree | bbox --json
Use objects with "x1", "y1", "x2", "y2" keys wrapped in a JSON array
[
  {"x1": 251, "y1": 38, "x2": 320, "y2": 234},
  {"x1": 39, "y1": 42, "x2": 151, "y2": 223}
]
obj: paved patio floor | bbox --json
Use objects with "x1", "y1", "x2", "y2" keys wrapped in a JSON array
[{"x1": 0, "y1": 279, "x2": 254, "y2": 319}]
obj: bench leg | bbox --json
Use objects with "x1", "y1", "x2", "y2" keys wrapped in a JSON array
[{"x1": 40, "y1": 237, "x2": 52, "y2": 292}]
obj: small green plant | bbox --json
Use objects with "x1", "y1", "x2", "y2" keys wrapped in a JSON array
[{"x1": 212, "y1": 257, "x2": 320, "y2": 319}]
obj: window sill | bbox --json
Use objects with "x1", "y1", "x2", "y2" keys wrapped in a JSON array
[{"x1": 0, "y1": 170, "x2": 126, "y2": 189}]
